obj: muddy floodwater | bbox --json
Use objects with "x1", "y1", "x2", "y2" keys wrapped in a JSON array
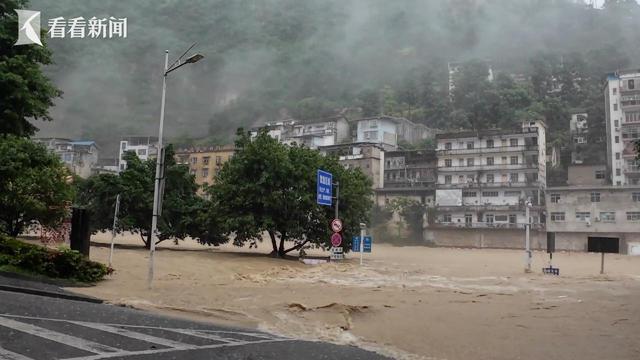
[{"x1": 71, "y1": 233, "x2": 640, "y2": 360}]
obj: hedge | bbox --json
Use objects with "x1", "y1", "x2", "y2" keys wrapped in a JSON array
[{"x1": 0, "y1": 236, "x2": 111, "y2": 283}]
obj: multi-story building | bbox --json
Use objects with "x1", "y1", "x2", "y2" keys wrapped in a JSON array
[
  {"x1": 546, "y1": 184, "x2": 640, "y2": 254},
  {"x1": 375, "y1": 149, "x2": 437, "y2": 207},
  {"x1": 433, "y1": 120, "x2": 547, "y2": 229},
  {"x1": 118, "y1": 136, "x2": 158, "y2": 171},
  {"x1": 34, "y1": 138, "x2": 99, "y2": 178},
  {"x1": 319, "y1": 143, "x2": 385, "y2": 189},
  {"x1": 287, "y1": 116, "x2": 351, "y2": 149},
  {"x1": 604, "y1": 69, "x2": 640, "y2": 185},
  {"x1": 354, "y1": 116, "x2": 438, "y2": 150},
  {"x1": 249, "y1": 119, "x2": 296, "y2": 144},
  {"x1": 175, "y1": 145, "x2": 235, "y2": 189}
]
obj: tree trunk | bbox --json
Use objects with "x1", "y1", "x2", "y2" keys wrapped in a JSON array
[
  {"x1": 142, "y1": 233, "x2": 150, "y2": 249},
  {"x1": 277, "y1": 231, "x2": 287, "y2": 257},
  {"x1": 268, "y1": 231, "x2": 278, "y2": 256}
]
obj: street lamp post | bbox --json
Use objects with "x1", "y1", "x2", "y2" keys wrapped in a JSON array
[
  {"x1": 148, "y1": 47, "x2": 203, "y2": 289},
  {"x1": 524, "y1": 197, "x2": 532, "y2": 273}
]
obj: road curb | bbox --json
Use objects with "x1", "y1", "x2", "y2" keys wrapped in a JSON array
[{"x1": 0, "y1": 285, "x2": 103, "y2": 304}]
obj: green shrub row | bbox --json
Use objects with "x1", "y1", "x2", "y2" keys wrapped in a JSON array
[{"x1": 0, "y1": 236, "x2": 111, "y2": 283}]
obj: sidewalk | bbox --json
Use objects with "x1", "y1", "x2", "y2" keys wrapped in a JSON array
[{"x1": 0, "y1": 271, "x2": 102, "y2": 303}]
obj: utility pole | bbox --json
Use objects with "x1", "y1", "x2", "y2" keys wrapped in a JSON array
[
  {"x1": 525, "y1": 197, "x2": 532, "y2": 273},
  {"x1": 108, "y1": 194, "x2": 121, "y2": 268},
  {"x1": 334, "y1": 181, "x2": 339, "y2": 220}
]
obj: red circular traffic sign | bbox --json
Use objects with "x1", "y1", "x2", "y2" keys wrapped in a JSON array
[
  {"x1": 331, "y1": 232, "x2": 342, "y2": 247},
  {"x1": 331, "y1": 219, "x2": 343, "y2": 233}
]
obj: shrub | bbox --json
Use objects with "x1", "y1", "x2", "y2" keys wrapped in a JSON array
[{"x1": 0, "y1": 235, "x2": 109, "y2": 283}]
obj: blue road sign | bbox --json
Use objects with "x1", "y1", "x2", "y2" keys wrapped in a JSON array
[
  {"x1": 352, "y1": 236, "x2": 361, "y2": 252},
  {"x1": 317, "y1": 169, "x2": 333, "y2": 206},
  {"x1": 363, "y1": 236, "x2": 372, "y2": 253}
]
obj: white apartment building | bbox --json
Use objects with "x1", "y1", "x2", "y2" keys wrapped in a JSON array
[
  {"x1": 250, "y1": 117, "x2": 350, "y2": 149},
  {"x1": 604, "y1": 69, "x2": 640, "y2": 185},
  {"x1": 434, "y1": 121, "x2": 547, "y2": 229},
  {"x1": 118, "y1": 136, "x2": 159, "y2": 171},
  {"x1": 354, "y1": 116, "x2": 438, "y2": 150}
]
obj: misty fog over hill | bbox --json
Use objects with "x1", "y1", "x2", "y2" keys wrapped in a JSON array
[{"x1": 32, "y1": 0, "x2": 640, "y2": 156}]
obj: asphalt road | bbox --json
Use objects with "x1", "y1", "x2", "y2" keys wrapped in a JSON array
[{"x1": 0, "y1": 290, "x2": 390, "y2": 360}]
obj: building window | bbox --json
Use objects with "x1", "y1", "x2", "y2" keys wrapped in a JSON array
[
  {"x1": 445, "y1": 159, "x2": 452, "y2": 167},
  {"x1": 458, "y1": 159, "x2": 464, "y2": 166},
  {"x1": 501, "y1": 139, "x2": 507, "y2": 147},
  {"x1": 550, "y1": 193, "x2": 560, "y2": 203},
  {"x1": 510, "y1": 156, "x2": 518, "y2": 165},
  {"x1": 458, "y1": 175, "x2": 465, "y2": 183},
  {"x1": 486, "y1": 140, "x2": 494, "y2": 148},
  {"x1": 629, "y1": 79, "x2": 635, "y2": 90},
  {"x1": 614, "y1": 104, "x2": 618, "y2": 111},
  {"x1": 532, "y1": 173, "x2": 538, "y2": 181},
  {"x1": 137, "y1": 149, "x2": 147, "y2": 156},
  {"x1": 216, "y1": 156, "x2": 222, "y2": 165},
  {"x1": 443, "y1": 214, "x2": 452, "y2": 223},
  {"x1": 600, "y1": 211, "x2": 615, "y2": 222},
  {"x1": 590, "y1": 192, "x2": 600, "y2": 202},
  {"x1": 615, "y1": 152, "x2": 620, "y2": 160},
  {"x1": 191, "y1": 157, "x2": 197, "y2": 164},
  {"x1": 486, "y1": 174, "x2": 494, "y2": 183},
  {"x1": 633, "y1": 192, "x2": 640, "y2": 202},
  {"x1": 203, "y1": 156, "x2": 210, "y2": 165},
  {"x1": 467, "y1": 142, "x2": 474, "y2": 149},
  {"x1": 465, "y1": 214, "x2": 473, "y2": 224},
  {"x1": 445, "y1": 142, "x2": 452, "y2": 150},
  {"x1": 627, "y1": 212, "x2": 640, "y2": 221},
  {"x1": 485, "y1": 214, "x2": 494, "y2": 224},
  {"x1": 482, "y1": 191, "x2": 499, "y2": 197},
  {"x1": 462, "y1": 191, "x2": 477, "y2": 197},
  {"x1": 616, "y1": 168, "x2": 621, "y2": 176},
  {"x1": 615, "y1": 136, "x2": 619, "y2": 144},
  {"x1": 510, "y1": 138, "x2": 518, "y2": 147},
  {"x1": 595, "y1": 170, "x2": 605, "y2": 179},
  {"x1": 505, "y1": 191, "x2": 520, "y2": 197},
  {"x1": 614, "y1": 120, "x2": 619, "y2": 127},
  {"x1": 369, "y1": 120, "x2": 378, "y2": 128},
  {"x1": 509, "y1": 214, "x2": 517, "y2": 224},
  {"x1": 467, "y1": 158, "x2": 474, "y2": 166},
  {"x1": 467, "y1": 174, "x2": 475, "y2": 183},
  {"x1": 510, "y1": 173, "x2": 518, "y2": 182},
  {"x1": 202, "y1": 168, "x2": 209, "y2": 178},
  {"x1": 487, "y1": 157, "x2": 494, "y2": 165},
  {"x1": 550, "y1": 212, "x2": 565, "y2": 222},
  {"x1": 575, "y1": 212, "x2": 591, "y2": 222},
  {"x1": 444, "y1": 175, "x2": 452, "y2": 184},
  {"x1": 495, "y1": 215, "x2": 508, "y2": 222},
  {"x1": 501, "y1": 156, "x2": 507, "y2": 164},
  {"x1": 613, "y1": 87, "x2": 617, "y2": 95}
]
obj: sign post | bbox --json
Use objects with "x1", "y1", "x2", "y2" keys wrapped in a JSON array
[{"x1": 359, "y1": 223, "x2": 366, "y2": 265}]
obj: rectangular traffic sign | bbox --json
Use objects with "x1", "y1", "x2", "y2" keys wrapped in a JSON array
[
  {"x1": 363, "y1": 236, "x2": 372, "y2": 253},
  {"x1": 352, "y1": 236, "x2": 361, "y2": 252},
  {"x1": 317, "y1": 169, "x2": 333, "y2": 206}
]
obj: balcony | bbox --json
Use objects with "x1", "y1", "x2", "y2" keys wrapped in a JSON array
[
  {"x1": 384, "y1": 179, "x2": 435, "y2": 189},
  {"x1": 431, "y1": 222, "x2": 545, "y2": 230},
  {"x1": 437, "y1": 144, "x2": 538, "y2": 156},
  {"x1": 437, "y1": 181, "x2": 541, "y2": 189},
  {"x1": 624, "y1": 165, "x2": 640, "y2": 176},
  {"x1": 437, "y1": 163, "x2": 540, "y2": 172},
  {"x1": 435, "y1": 204, "x2": 545, "y2": 212}
]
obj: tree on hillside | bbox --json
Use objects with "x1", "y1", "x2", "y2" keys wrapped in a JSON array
[
  {"x1": 204, "y1": 129, "x2": 372, "y2": 257},
  {"x1": 0, "y1": 136, "x2": 73, "y2": 236},
  {"x1": 76, "y1": 146, "x2": 206, "y2": 248},
  {"x1": 0, "y1": 0, "x2": 61, "y2": 137}
]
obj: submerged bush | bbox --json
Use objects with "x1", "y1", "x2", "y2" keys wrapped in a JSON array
[{"x1": 0, "y1": 236, "x2": 110, "y2": 283}]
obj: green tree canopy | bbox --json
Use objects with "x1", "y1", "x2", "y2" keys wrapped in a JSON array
[
  {"x1": 76, "y1": 146, "x2": 205, "y2": 248},
  {"x1": 0, "y1": 0, "x2": 61, "y2": 137},
  {"x1": 0, "y1": 135, "x2": 73, "y2": 236},
  {"x1": 204, "y1": 129, "x2": 372, "y2": 257}
]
